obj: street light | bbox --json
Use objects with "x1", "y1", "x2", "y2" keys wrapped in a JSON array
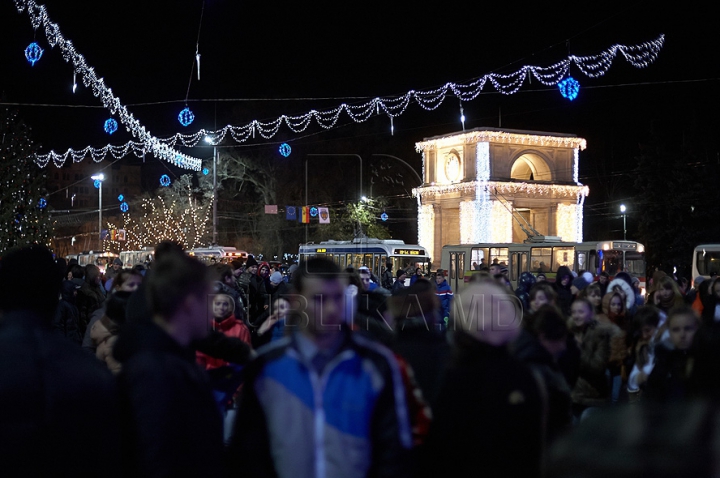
[
  {"x1": 620, "y1": 204, "x2": 627, "y2": 240},
  {"x1": 205, "y1": 136, "x2": 218, "y2": 246},
  {"x1": 91, "y1": 173, "x2": 104, "y2": 250}
]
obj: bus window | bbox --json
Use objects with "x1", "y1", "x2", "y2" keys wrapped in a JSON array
[
  {"x1": 362, "y1": 254, "x2": 373, "y2": 269},
  {"x1": 489, "y1": 248, "x2": 509, "y2": 268},
  {"x1": 553, "y1": 247, "x2": 575, "y2": 272},
  {"x1": 471, "y1": 247, "x2": 489, "y2": 269},
  {"x1": 530, "y1": 247, "x2": 552, "y2": 273},
  {"x1": 624, "y1": 251, "x2": 645, "y2": 276}
]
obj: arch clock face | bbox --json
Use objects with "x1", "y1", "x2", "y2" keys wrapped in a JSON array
[{"x1": 445, "y1": 152, "x2": 461, "y2": 181}]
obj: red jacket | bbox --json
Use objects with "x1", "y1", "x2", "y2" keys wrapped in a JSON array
[{"x1": 196, "y1": 314, "x2": 252, "y2": 370}]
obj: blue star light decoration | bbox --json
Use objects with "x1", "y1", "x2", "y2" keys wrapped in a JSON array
[
  {"x1": 24, "y1": 42, "x2": 43, "y2": 66},
  {"x1": 202, "y1": 167, "x2": 209, "y2": 176},
  {"x1": 94, "y1": 179, "x2": 101, "y2": 189},
  {"x1": 310, "y1": 206, "x2": 318, "y2": 217},
  {"x1": 160, "y1": 174, "x2": 171, "y2": 187},
  {"x1": 37, "y1": 198, "x2": 47, "y2": 209},
  {"x1": 118, "y1": 194, "x2": 124, "y2": 202},
  {"x1": 558, "y1": 77, "x2": 580, "y2": 101},
  {"x1": 104, "y1": 118, "x2": 118, "y2": 135},
  {"x1": 380, "y1": 212, "x2": 388, "y2": 222},
  {"x1": 279, "y1": 143, "x2": 291, "y2": 157},
  {"x1": 178, "y1": 107, "x2": 195, "y2": 127},
  {"x1": 120, "y1": 202, "x2": 129, "y2": 213}
]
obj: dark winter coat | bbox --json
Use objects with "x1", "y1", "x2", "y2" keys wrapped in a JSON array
[
  {"x1": 571, "y1": 319, "x2": 622, "y2": 407},
  {"x1": 113, "y1": 322, "x2": 226, "y2": 477},
  {"x1": 0, "y1": 310, "x2": 121, "y2": 477},
  {"x1": 644, "y1": 342, "x2": 692, "y2": 402},
  {"x1": 52, "y1": 298, "x2": 82, "y2": 345},
  {"x1": 419, "y1": 332, "x2": 544, "y2": 477},
  {"x1": 513, "y1": 329, "x2": 572, "y2": 443}
]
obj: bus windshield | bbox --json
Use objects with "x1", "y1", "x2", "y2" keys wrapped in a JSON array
[
  {"x1": 696, "y1": 250, "x2": 720, "y2": 277},
  {"x1": 599, "y1": 250, "x2": 644, "y2": 276}
]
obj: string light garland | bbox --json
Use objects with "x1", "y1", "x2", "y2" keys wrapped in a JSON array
[
  {"x1": 104, "y1": 118, "x2": 118, "y2": 135},
  {"x1": 29, "y1": 34, "x2": 664, "y2": 168},
  {"x1": 24, "y1": 41, "x2": 43, "y2": 65},
  {"x1": 558, "y1": 76, "x2": 580, "y2": 100},
  {"x1": 13, "y1": 0, "x2": 201, "y2": 170}
]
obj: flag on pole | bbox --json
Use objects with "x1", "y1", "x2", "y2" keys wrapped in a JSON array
[
  {"x1": 319, "y1": 207, "x2": 330, "y2": 224},
  {"x1": 265, "y1": 205, "x2": 278, "y2": 214},
  {"x1": 301, "y1": 206, "x2": 310, "y2": 224},
  {"x1": 285, "y1": 206, "x2": 297, "y2": 221}
]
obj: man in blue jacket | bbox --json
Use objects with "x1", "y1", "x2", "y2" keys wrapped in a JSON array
[
  {"x1": 229, "y1": 257, "x2": 412, "y2": 478},
  {"x1": 435, "y1": 269, "x2": 454, "y2": 326}
]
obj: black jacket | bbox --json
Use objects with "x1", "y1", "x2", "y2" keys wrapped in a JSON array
[
  {"x1": 419, "y1": 332, "x2": 544, "y2": 477},
  {"x1": 0, "y1": 310, "x2": 121, "y2": 477},
  {"x1": 114, "y1": 322, "x2": 226, "y2": 477}
]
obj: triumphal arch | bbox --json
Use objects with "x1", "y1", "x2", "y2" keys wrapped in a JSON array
[{"x1": 413, "y1": 128, "x2": 589, "y2": 266}]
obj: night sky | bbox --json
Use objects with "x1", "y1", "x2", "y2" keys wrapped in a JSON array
[{"x1": 1, "y1": 1, "x2": 718, "y2": 244}]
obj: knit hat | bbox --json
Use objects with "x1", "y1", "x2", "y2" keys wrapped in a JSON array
[
  {"x1": 245, "y1": 256, "x2": 258, "y2": 268},
  {"x1": 582, "y1": 272, "x2": 594, "y2": 284},
  {"x1": 270, "y1": 271, "x2": 283, "y2": 285},
  {"x1": 572, "y1": 276, "x2": 590, "y2": 291},
  {"x1": 694, "y1": 276, "x2": 705, "y2": 286},
  {"x1": 113, "y1": 258, "x2": 123, "y2": 266},
  {"x1": 397, "y1": 269, "x2": 406, "y2": 278}
]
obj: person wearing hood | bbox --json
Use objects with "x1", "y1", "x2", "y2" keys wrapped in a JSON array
[
  {"x1": 607, "y1": 272, "x2": 638, "y2": 318},
  {"x1": 515, "y1": 271, "x2": 537, "y2": 312},
  {"x1": 238, "y1": 256, "x2": 268, "y2": 333},
  {"x1": 52, "y1": 279, "x2": 83, "y2": 345},
  {"x1": 554, "y1": 265, "x2": 574, "y2": 317}
]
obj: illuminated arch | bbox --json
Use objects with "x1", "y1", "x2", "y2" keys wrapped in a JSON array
[{"x1": 510, "y1": 152, "x2": 552, "y2": 181}]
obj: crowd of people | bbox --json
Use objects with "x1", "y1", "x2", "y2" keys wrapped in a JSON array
[{"x1": 1, "y1": 241, "x2": 720, "y2": 477}]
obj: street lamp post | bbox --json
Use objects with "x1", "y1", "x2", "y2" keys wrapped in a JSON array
[
  {"x1": 91, "y1": 173, "x2": 105, "y2": 250},
  {"x1": 205, "y1": 137, "x2": 218, "y2": 246},
  {"x1": 620, "y1": 204, "x2": 627, "y2": 240}
]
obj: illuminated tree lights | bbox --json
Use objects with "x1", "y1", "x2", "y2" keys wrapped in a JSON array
[{"x1": 24, "y1": 42, "x2": 43, "y2": 66}]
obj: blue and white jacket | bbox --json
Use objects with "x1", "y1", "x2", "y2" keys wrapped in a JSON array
[
  {"x1": 435, "y1": 279, "x2": 454, "y2": 320},
  {"x1": 230, "y1": 327, "x2": 412, "y2": 478}
]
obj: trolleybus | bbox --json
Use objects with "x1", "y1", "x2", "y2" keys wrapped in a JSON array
[
  {"x1": 441, "y1": 237, "x2": 646, "y2": 293},
  {"x1": 298, "y1": 238, "x2": 430, "y2": 278},
  {"x1": 691, "y1": 244, "x2": 720, "y2": 286}
]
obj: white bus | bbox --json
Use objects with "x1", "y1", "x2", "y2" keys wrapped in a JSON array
[
  {"x1": 298, "y1": 238, "x2": 430, "y2": 278},
  {"x1": 441, "y1": 238, "x2": 646, "y2": 293},
  {"x1": 187, "y1": 246, "x2": 249, "y2": 265},
  {"x1": 119, "y1": 247, "x2": 155, "y2": 268},
  {"x1": 691, "y1": 244, "x2": 720, "y2": 286},
  {"x1": 75, "y1": 250, "x2": 120, "y2": 274}
]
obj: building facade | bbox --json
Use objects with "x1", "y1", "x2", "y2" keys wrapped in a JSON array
[{"x1": 413, "y1": 128, "x2": 589, "y2": 267}]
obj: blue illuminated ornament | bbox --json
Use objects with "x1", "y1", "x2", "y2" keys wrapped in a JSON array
[
  {"x1": 160, "y1": 174, "x2": 171, "y2": 187},
  {"x1": 104, "y1": 118, "x2": 118, "y2": 135},
  {"x1": 120, "y1": 202, "x2": 129, "y2": 213},
  {"x1": 178, "y1": 107, "x2": 195, "y2": 127},
  {"x1": 279, "y1": 143, "x2": 291, "y2": 157},
  {"x1": 24, "y1": 42, "x2": 43, "y2": 66},
  {"x1": 558, "y1": 77, "x2": 580, "y2": 101},
  {"x1": 381, "y1": 212, "x2": 388, "y2": 222},
  {"x1": 118, "y1": 194, "x2": 124, "y2": 202},
  {"x1": 310, "y1": 206, "x2": 318, "y2": 217},
  {"x1": 202, "y1": 167, "x2": 209, "y2": 175},
  {"x1": 38, "y1": 198, "x2": 47, "y2": 209},
  {"x1": 94, "y1": 179, "x2": 101, "y2": 189}
]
